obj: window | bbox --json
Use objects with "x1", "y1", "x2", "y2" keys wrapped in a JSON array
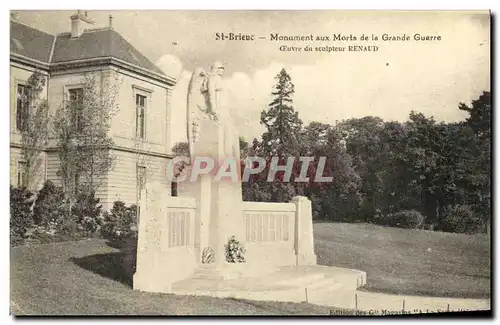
[
  {"x1": 136, "y1": 94, "x2": 146, "y2": 139},
  {"x1": 68, "y1": 88, "x2": 84, "y2": 132},
  {"x1": 16, "y1": 84, "x2": 30, "y2": 132},
  {"x1": 17, "y1": 161, "x2": 27, "y2": 187}
]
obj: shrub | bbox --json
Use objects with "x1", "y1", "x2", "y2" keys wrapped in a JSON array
[
  {"x1": 224, "y1": 236, "x2": 246, "y2": 263},
  {"x1": 101, "y1": 201, "x2": 137, "y2": 240},
  {"x1": 33, "y1": 180, "x2": 67, "y2": 228},
  {"x1": 375, "y1": 209, "x2": 425, "y2": 229},
  {"x1": 440, "y1": 205, "x2": 482, "y2": 234},
  {"x1": 27, "y1": 219, "x2": 83, "y2": 244},
  {"x1": 10, "y1": 186, "x2": 35, "y2": 246},
  {"x1": 55, "y1": 213, "x2": 83, "y2": 242},
  {"x1": 121, "y1": 235, "x2": 138, "y2": 279},
  {"x1": 28, "y1": 227, "x2": 55, "y2": 244},
  {"x1": 72, "y1": 189, "x2": 103, "y2": 237}
]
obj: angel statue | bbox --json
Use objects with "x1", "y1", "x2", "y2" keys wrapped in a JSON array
[{"x1": 186, "y1": 61, "x2": 240, "y2": 161}]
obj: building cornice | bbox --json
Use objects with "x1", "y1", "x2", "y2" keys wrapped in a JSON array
[
  {"x1": 10, "y1": 53, "x2": 176, "y2": 87},
  {"x1": 16, "y1": 143, "x2": 176, "y2": 160},
  {"x1": 11, "y1": 142, "x2": 175, "y2": 159},
  {"x1": 10, "y1": 53, "x2": 50, "y2": 71},
  {"x1": 110, "y1": 144, "x2": 175, "y2": 159},
  {"x1": 50, "y1": 57, "x2": 176, "y2": 87}
]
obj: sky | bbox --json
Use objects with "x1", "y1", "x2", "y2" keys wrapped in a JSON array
[{"x1": 13, "y1": 10, "x2": 491, "y2": 145}]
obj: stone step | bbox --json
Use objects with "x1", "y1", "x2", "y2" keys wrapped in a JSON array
[
  {"x1": 191, "y1": 274, "x2": 224, "y2": 280},
  {"x1": 302, "y1": 273, "x2": 364, "y2": 293},
  {"x1": 170, "y1": 265, "x2": 369, "y2": 307},
  {"x1": 274, "y1": 272, "x2": 325, "y2": 287},
  {"x1": 172, "y1": 287, "x2": 306, "y2": 304},
  {"x1": 328, "y1": 273, "x2": 366, "y2": 290},
  {"x1": 194, "y1": 266, "x2": 218, "y2": 274},
  {"x1": 304, "y1": 277, "x2": 343, "y2": 291},
  {"x1": 191, "y1": 266, "x2": 225, "y2": 280}
]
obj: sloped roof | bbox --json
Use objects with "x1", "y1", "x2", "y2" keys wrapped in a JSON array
[
  {"x1": 52, "y1": 29, "x2": 164, "y2": 75},
  {"x1": 10, "y1": 19, "x2": 165, "y2": 77},
  {"x1": 10, "y1": 20, "x2": 54, "y2": 63}
]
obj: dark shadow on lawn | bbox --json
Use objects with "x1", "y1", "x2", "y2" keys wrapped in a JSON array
[
  {"x1": 104, "y1": 238, "x2": 136, "y2": 250},
  {"x1": 70, "y1": 246, "x2": 136, "y2": 288}
]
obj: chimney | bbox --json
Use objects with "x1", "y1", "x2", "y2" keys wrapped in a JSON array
[{"x1": 70, "y1": 10, "x2": 94, "y2": 38}]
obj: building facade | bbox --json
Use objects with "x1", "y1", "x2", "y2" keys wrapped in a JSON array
[{"x1": 10, "y1": 12, "x2": 177, "y2": 209}]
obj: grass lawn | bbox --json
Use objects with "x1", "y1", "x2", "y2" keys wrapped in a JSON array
[
  {"x1": 10, "y1": 222, "x2": 490, "y2": 315},
  {"x1": 314, "y1": 222, "x2": 491, "y2": 299},
  {"x1": 10, "y1": 240, "x2": 341, "y2": 316}
]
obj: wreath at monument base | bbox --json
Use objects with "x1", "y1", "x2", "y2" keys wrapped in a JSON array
[
  {"x1": 201, "y1": 247, "x2": 215, "y2": 264},
  {"x1": 225, "y1": 236, "x2": 246, "y2": 263}
]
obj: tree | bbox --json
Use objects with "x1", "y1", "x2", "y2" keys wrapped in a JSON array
[
  {"x1": 337, "y1": 117, "x2": 386, "y2": 221},
  {"x1": 300, "y1": 122, "x2": 362, "y2": 221},
  {"x1": 458, "y1": 91, "x2": 491, "y2": 230},
  {"x1": 239, "y1": 136, "x2": 249, "y2": 158},
  {"x1": 172, "y1": 142, "x2": 189, "y2": 157},
  {"x1": 169, "y1": 142, "x2": 191, "y2": 197},
  {"x1": 52, "y1": 72, "x2": 119, "y2": 201},
  {"x1": 459, "y1": 91, "x2": 491, "y2": 139},
  {"x1": 244, "y1": 69, "x2": 304, "y2": 203},
  {"x1": 19, "y1": 70, "x2": 50, "y2": 191},
  {"x1": 260, "y1": 69, "x2": 303, "y2": 156}
]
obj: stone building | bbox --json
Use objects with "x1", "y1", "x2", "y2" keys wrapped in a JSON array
[{"x1": 10, "y1": 11, "x2": 177, "y2": 209}]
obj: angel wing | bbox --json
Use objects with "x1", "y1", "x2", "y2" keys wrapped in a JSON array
[{"x1": 186, "y1": 68, "x2": 207, "y2": 157}]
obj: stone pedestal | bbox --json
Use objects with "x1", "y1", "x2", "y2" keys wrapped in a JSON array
[
  {"x1": 134, "y1": 182, "x2": 197, "y2": 293},
  {"x1": 178, "y1": 118, "x2": 244, "y2": 267},
  {"x1": 292, "y1": 196, "x2": 317, "y2": 265}
]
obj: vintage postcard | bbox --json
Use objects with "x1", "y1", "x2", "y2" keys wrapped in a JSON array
[{"x1": 9, "y1": 10, "x2": 491, "y2": 316}]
